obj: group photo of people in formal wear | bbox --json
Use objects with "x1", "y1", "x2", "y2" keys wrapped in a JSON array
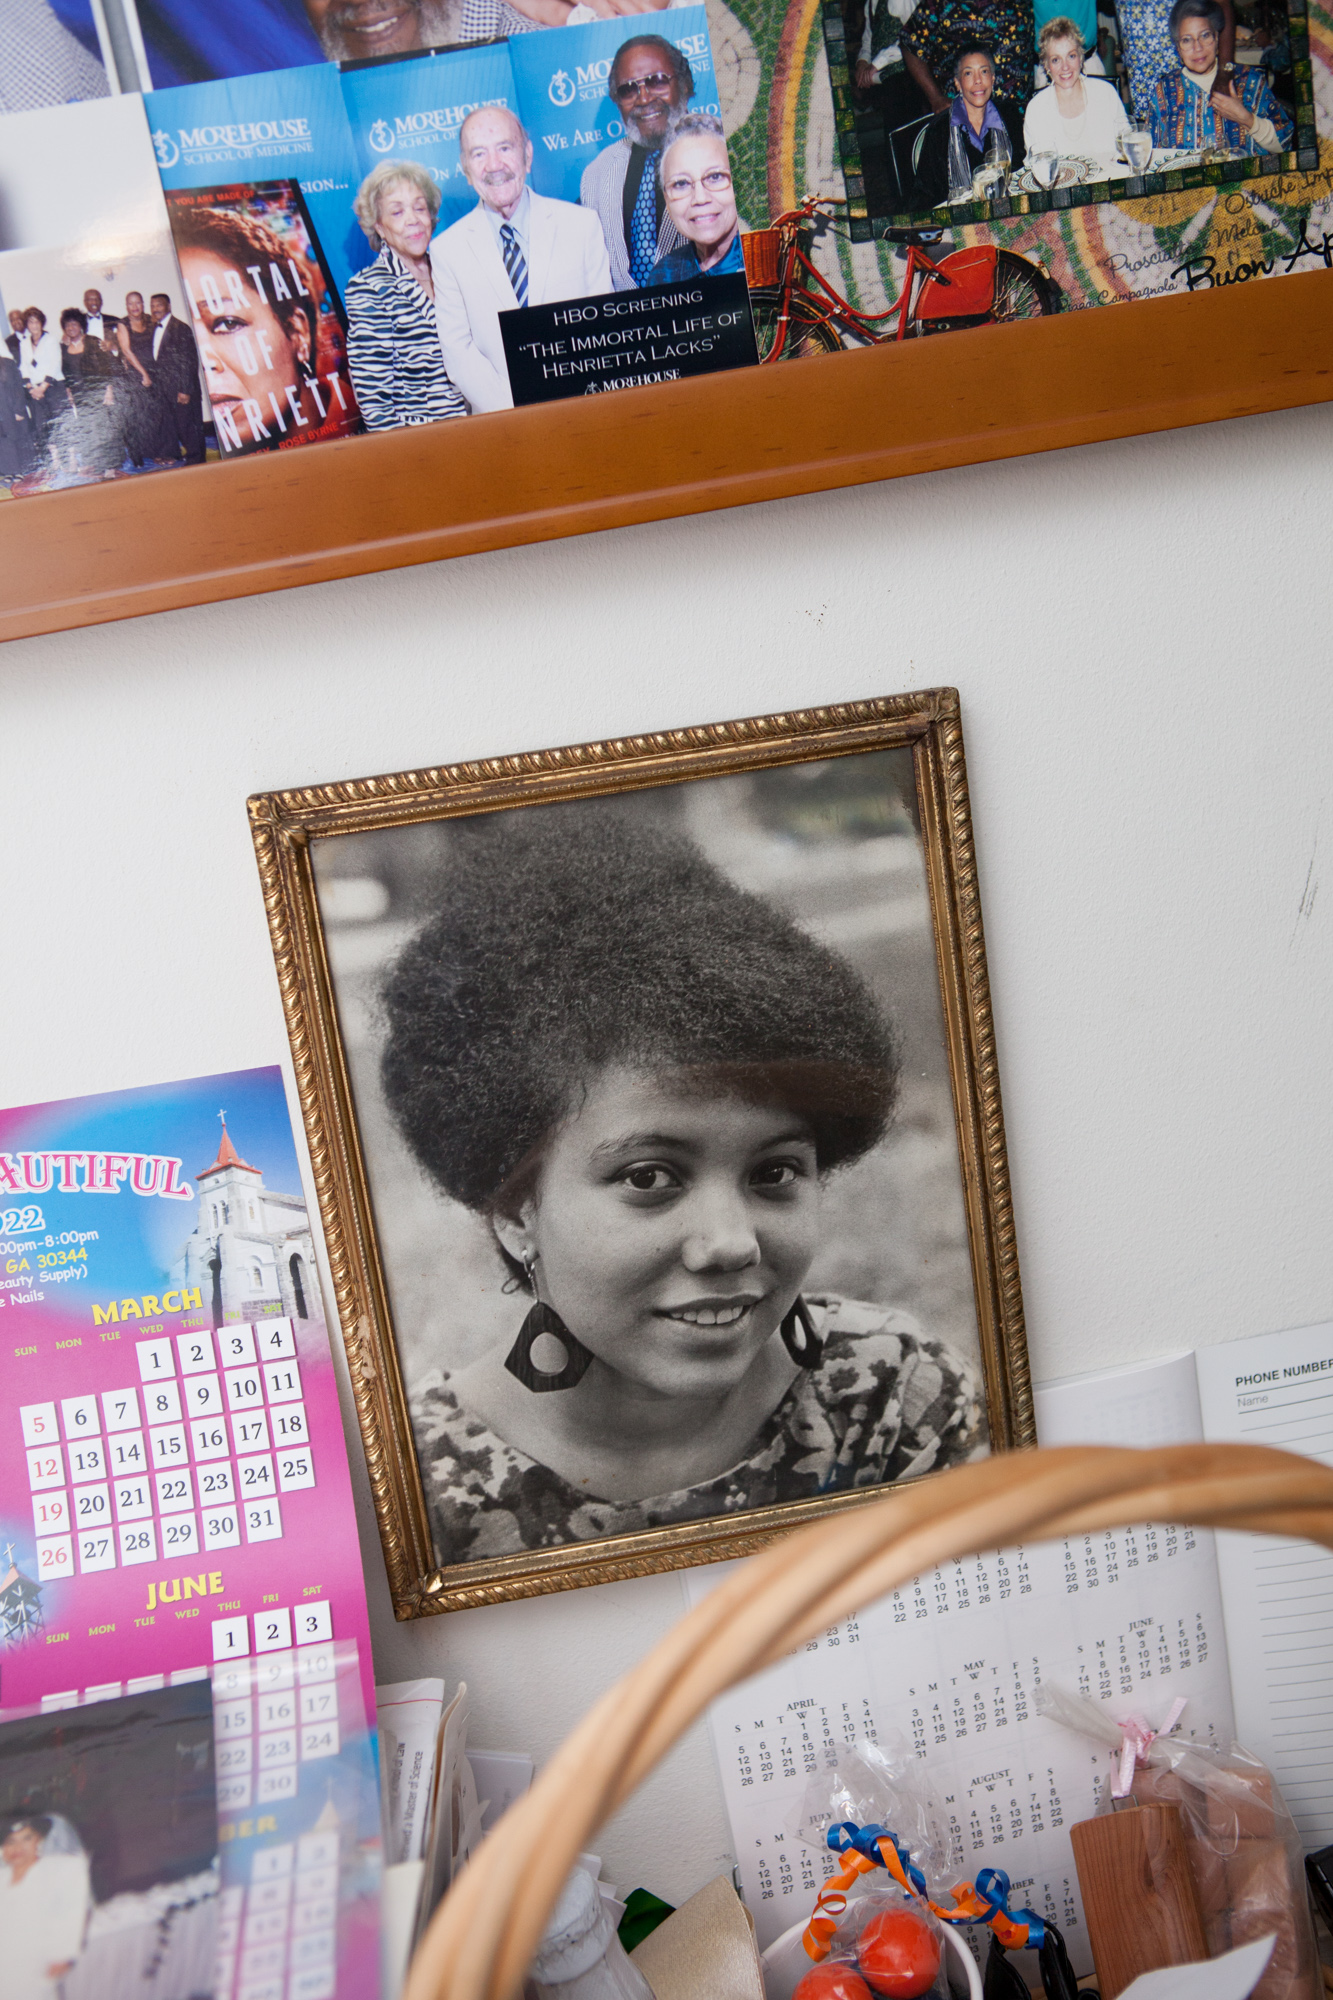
[
  {"x1": 342, "y1": 13, "x2": 744, "y2": 422},
  {"x1": 0, "y1": 93, "x2": 213, "y2": 494},
  {"x1": 838, "y1": 0, "x2": 1295, "y2": 213},
  {"x1": 0, "y1": 263, "x2": 206, "y2": 493}
]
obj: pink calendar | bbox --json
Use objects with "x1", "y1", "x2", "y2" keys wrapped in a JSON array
[{"x1": 0, "y1": 1067, "x2": 381, "y2": 2000}]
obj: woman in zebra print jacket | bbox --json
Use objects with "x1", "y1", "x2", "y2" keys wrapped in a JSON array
[{"x1": 346, "y1": 160, "x2": 469, "y2": 431}]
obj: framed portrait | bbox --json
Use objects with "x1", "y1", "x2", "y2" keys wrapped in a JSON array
[{"x1": 251, "y1": 691, "x2": 1031, "y2": 1617}]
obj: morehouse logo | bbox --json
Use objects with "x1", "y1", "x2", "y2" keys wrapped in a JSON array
[
  {"x1": 170, "y1": 116, "x2": 314, "y2": 165},
  {"x1": 567, "y1": 56, "x2": 613, "y2": 104},
  {"x1": 366, "y1": 99, "x2": 506, "y2": 151}
]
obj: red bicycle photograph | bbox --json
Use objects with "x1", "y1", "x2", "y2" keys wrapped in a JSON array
[{"x1": 742, "y1": 195, "x2": 1062, "y2": 360}]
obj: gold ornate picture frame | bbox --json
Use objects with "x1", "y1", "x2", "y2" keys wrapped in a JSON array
[{"x1": 249, "y1": 689, "x2": 1033, "y2": 1617}]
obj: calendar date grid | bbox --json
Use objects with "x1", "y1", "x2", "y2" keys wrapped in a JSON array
[{"x1": 20, "y1": 1318, "x2": 316, "y2": 1581}]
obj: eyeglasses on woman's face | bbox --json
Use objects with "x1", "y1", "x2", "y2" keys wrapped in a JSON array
[
  {"x1": 1176, "y1": 20, "x2": 1218, "y2": 58},
  {"x1": 612, "y1": 70, "x2": 676, "y2": 102},
  {"x1": 665, "y1": 167, "x2": 733, "y2": 199}
]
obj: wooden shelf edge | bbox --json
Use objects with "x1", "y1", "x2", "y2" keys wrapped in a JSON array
[{"x1": 2, "y1": 265, "x2": 1330, "y2": 645}]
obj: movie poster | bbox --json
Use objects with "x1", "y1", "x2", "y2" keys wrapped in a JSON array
[
  {"x1": 164, "y1": 182, "x2": 361, "y2": 455},
  {"x1": 147, "y1": 62, "x2": 370, "y2": 300},
  {"x1": 0, "y1": 93, "x2": 198, "y2": 498}
]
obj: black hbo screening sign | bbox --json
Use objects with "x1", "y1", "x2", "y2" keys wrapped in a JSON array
[{"x1": 501, "y1": 273, "x2": 758, "y2": 406}]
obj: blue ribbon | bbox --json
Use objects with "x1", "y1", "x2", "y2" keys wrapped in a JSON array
[
  {"x1": 823, "y1": 1825, "x2": 1045, "y2": 1948},
  {"x1": 825, "y1": 1822, "x2": 928, "y2": 1896},
  {"x1": 974, "y1": 1868, "x2": 1046, "y2": 1947}
]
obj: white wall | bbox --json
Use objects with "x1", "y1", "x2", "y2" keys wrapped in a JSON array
[{"x1": 3, "y1": 403, "x2": 1331, "y2": 1904}]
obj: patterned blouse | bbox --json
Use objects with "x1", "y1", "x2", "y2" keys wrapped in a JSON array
[
  {"x1": 411, "y1": 1296, "x2": 986, "y2": 1567},
  {"x1": 1149, "y1": 62, "x2": 1292, "y2": 153},
  {"x1": 344, "y1": 243, "x2": 468, "y2": 431},
  {"x1": 900, "y1": 0, "x2": 1033, "y2": 117}
]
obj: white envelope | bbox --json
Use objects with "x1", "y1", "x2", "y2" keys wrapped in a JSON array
[{"x1": 1116, "y1": 1934, "x2": 1276, "y2": 2000}]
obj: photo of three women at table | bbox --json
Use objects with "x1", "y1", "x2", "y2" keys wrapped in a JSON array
[
  {"x1": 0, "y1": 285, "x2": 205, "y2": 489},
  {"x1": 846, "y1": 0, "x2": 1293, "y2": 209},
  {"x1": 342, "y1": 31, "x2": 743, "y2": 428}
]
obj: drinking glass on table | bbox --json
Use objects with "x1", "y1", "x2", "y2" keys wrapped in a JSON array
[
  {"x1": 1030, "y1": 149, "x2": 1060, "y2": 188},
  {"x1": 985, "y1": 126, "x2": 1013, "y2": 188},
  {"x1": 1120, "y1": 121, "x2": 1153, "y2": 172}
]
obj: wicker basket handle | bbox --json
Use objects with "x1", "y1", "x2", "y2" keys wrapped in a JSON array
[{"x1": 405, "y1": 1443, "x2": 1333, "y2": 2000}]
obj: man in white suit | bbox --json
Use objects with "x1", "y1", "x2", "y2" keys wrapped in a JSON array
[{"x1": 433, "y1": 106, "x2": 612, "y2": 414}]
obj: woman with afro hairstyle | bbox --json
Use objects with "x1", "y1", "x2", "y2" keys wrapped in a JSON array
[{"x1": 381, "y1": 798, "x2": 984, "y2": 1565}]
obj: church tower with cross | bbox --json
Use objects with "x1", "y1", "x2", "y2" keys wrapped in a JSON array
[
  {"x1": 0, "y1": 1543, "x2": 44, "y2": 1647},
  {"x1": 173, "y1": 1113, "x2": 317, "y2": 1329}
]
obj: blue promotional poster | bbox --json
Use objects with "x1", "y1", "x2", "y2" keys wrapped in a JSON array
[
  {"x1": 508, "y1": 7, "x2": 717, "y2": 207},
  {"x1": 341, "y1": 43, "x2": 515, "y2": 234},
  {"x1": 146, "y1": 64, "x2": 370, "y2": 300}
]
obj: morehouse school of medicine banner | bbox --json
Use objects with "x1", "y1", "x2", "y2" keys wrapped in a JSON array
[{"x1": 0, "y1": 0, "x2": 1330, "y2": 493}]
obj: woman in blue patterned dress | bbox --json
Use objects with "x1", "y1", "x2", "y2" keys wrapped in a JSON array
[
  {"x1": 346, "y1": 160, "x2": 468, "y2": 431},
  {"x1": 1116, "y1": 0, "x2": 1233, "y2": 118},
  {"x1": 380, "y1": 801, "x2": 985, "y2": 1568},
  {"x1": 1149, "y1": 0, "x2": 1291, "y2": 152}
]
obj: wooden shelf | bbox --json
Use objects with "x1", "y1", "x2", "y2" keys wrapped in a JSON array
[{"x1": 2, "y1": 264, "x2": 1330, "y2": 644}]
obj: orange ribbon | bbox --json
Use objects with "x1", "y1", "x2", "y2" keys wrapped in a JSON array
[{"x1": 802, "y1": 1833, "x2": 1034, "y2": 1960}]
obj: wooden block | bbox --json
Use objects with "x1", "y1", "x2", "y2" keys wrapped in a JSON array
[
  {"x1": 1206, "y1": 1760, "x2": 1278, "y2": 1844},
  {"x1": 1070, "y1": 1805, "x2": 1208, "y2": 2000}
]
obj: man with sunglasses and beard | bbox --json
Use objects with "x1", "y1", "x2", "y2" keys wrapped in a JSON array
[{"x1": 580, "y1": 35, "x2": 695, "y2": 291}]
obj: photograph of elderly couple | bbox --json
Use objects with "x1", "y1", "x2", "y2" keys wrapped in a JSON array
[
  {"x1": 834, "y1": 0, "x2": 1297, "y2": 214},
  {"x1": 339, "y1": 11, "x2": 745, "y2": 421},
  {"x1": 0, "y1": 1681, "x2": 217, "y2": 2000},
  {"x1": 144, "y1": 11, "x2": 745, "y2": 436},
  {"x1": 0, "y1": 94, "x2": 204, "y2": 496},
  {"x1": 302, "y1": 733, "x2": 1022, "y2": 1599}
]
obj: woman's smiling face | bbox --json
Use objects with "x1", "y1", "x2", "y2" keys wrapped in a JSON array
[{"x1": 499, "y1": 1065, "x2": 822, "y2": 1398}]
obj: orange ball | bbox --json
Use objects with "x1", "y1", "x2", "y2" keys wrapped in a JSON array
[
  {"x1": 854, "y1": 1906, "x2": 941, "y2": 1999},
  {"x1": 793, "y1": 1963, "x2": 875, "y2": 2000}
]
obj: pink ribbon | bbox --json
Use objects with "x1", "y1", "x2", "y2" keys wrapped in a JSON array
[{"x1": 1112, "y1": 1698, "x2": 1187, "y2": 1796}]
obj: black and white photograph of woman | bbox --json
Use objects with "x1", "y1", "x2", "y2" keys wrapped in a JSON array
[{"x1": 311, "y1": 749, "x2": 999, "y2": 1578}]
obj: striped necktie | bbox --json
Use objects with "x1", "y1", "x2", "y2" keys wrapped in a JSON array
[{"x1": 500, "y1": 222, "x2": 529, "y2": 308}]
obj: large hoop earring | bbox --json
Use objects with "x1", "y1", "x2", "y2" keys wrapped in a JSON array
[
  {"x1": 780, "y1": 1296, "x2": 823, "y2": 1369},
  {"x1": 503, "y1": 1255, "x2": 595, "y2": 1393}
]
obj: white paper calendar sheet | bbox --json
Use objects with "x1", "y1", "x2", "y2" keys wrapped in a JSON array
[{"x1": 685, "y1": 1524, "x2": 1237, "y2": 1968}]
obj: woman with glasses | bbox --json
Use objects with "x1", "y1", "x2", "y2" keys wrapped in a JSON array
[
  {"x1": 1149, "y1": 0, "x2": 1290, "y2": 151},
  {"x1": 646, "y1": 114, "x2": 746, "y2": 282}
]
